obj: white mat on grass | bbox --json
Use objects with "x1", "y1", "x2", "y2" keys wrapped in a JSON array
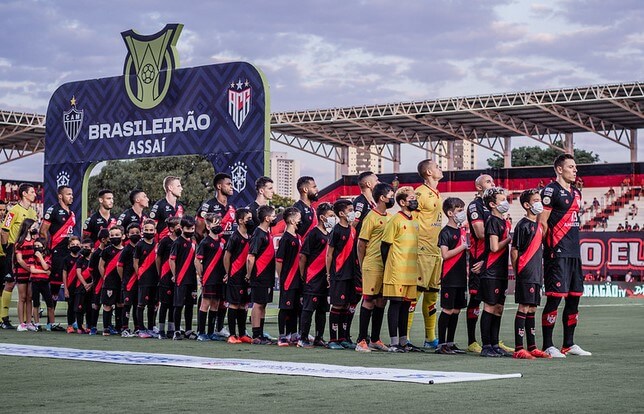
[{"x1": 0, "y1": 343, "x2": 521, "y2": 384}]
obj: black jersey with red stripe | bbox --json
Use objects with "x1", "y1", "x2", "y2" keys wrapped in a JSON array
[
  {"x1": 118, "y1": 244, "x2": 136, "y2": 291},
  {"x1": 196, "y1": 235, "x2": 226, "y2": 287},
  {"x1": 276, "y1": 231, "x2": 302, "y2": 291},
  {"x1": 75, "y1": 255, "x2": 89, "y2": 288},
  {"x1": 248, "y1": 227, "x2": 275, "y2": 288},
  {"x1": 13, "y1": 239, "x2": 35, "y2": 277},
  {"x1": 83, "y1": 212, "x2": 116, "y2": 245},
  {"x1": 89, "y1": 248, "x2": 102, "y2": 292},
  {"x1": 481, "y1": 215, "x2": 510, "y2": 280},
  {"x1": 293, "y1": 200, "x2": 317, "y2": 237},
  {"x1": 134, "y1": 240, "x2": 158, "y2": 287},
  {"x1": 43, "y1": 204, "x2": 76, "y2": 252},
  {"x1": 170, "y1": 236, "x2": 197, "y2": 286},
  {"x1": 467, "y1": 196, "x2": 490, "y2": 260},
  {"x1": 101, "y1": 245, "x2": 123, "y2": 290},
  {"x1": 329, "y1": 223, "x2": 357, "y2": 281},
  {"x1": 197, "y1": 198, "x2": 236, "y2": 239},
  {"x1": 63, "y1": 253, "x2": 81, "y2": 288},
  {"x1": 512, "y1": 217, "x2": 543, "y2": 285},
  {"x1": 157, "y1": 236, "x2": 175, "y2": 287},
  {"x1": 150, "y1": 198, "x2": 185, "y2": 239},
  {"x1": 541, "y1": 182, "x2": 582, "y2": 259},
  {"x1": 116, "y1": 208, "x2": 146, "y2": 231},
  {"x1": 353, "y1": 194, "x2": 376, "y2": 239},
  {"x1": 301, "y1": 227, "x2": 329, "y2": 296},
  {"x1": 225, "y1": 229, "x2": 250, "y2": 285},
  {"x1": 438, "y1": 225, "x2": 467, "y2": 288}
]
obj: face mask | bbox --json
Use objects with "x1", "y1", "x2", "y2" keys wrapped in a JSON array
[
  {"x1": 183, "y1": 231, "x2": 194, "y2": 239},
  {"x1": 385, "y1": 198, "x2": 395, "y2": 209},
  {"x1": 294, "y1": 221, "x2": 302, "y2": 229},
  {"x1": 347, "y1": 211, "x2": 356, "y2": 223},
  {"x1": 69, "y1": 246, "x2": 81, "y2": 254},
  {"x1": 211, "y1": 225, "x2": 223, "y2": 235},
  {"x1": 308, "y1": 191, "x2": 319, "y2": 202},
  {"x1": 34, "y1": 247, "x2": 44, "y2": 254},
  {"x1": 324, "y1": 216, "x2": 337, "y2": 231},
  {"x1": 174, "y1": 228, "x2": 182, "y2": 237},
  {"x1": 81, "y1": 248, "x2": 91, "y2": 257},
  {"x1": 496, "y1": 200, "x2": 510, "y2": 214},
  {"x1": 143, "y1": 232, "x2": 155, "y2": 241},
  {"x1": 129, "y1": 235, "x2": 141, "y2": 244},
  {"x1": 110, "y1": 237, "x2": 122, "y2": 246},
  {"x1": 530, "y1": 201, "x2": 544, "y2": 215},
  {"x1": 29, "y1": 229, "x2": 39, "y2": 235},
  {"x1": 269, "y1": 218, "x2": 278, "y2": 227},
  {"x1": 407, "y1": 199, "x2": 419, "y2": 211},
  {"x1": 246, "y1": 220, "x2": 257, "y2": 234},
  {"x1": 454, "y1": 210, "x2": 467, "y2": 225}
]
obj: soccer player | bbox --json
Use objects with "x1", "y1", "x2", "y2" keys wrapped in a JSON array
[
  {"x1": 436, "y1": 197, "x2": 468, "y2": 355},
  {"x1": 30, "y1": 237, "x2": 54, "y2": 330},
  {"x1": 381, "y1": 186, "x2": 419, "y2": 352},
  {"x1": 169, "y1": 216, "x2": 198, "y2": 340},
  {"x1": 298, "y1": 203, "x2": 335, "y2": 348},
  {"x1": 275, "y1": 207, "x2": 302, "y2": 346},
  {"x1": 116, "y1": 189, "x2": 149, "y2": 231},
  {"x1": 293, "y1": 176, "x2": 319, "y2": 237},
  {"x1": 1, "y1": 183, "x2": 38, "y2": 329},
  {"x1": 156, "y1": 216, "x2": 181, "y2": 339},
  {"x1": 196, "y1": 173, "x2": 236, "y2": 240},
  {"x1": 326, "y1": 199, "x2": 359, "y2": 349},
  {"x1": 195, "y1": 213, "x2": 226, "y2": 341},
  {"x1": 88, "y1": 229, "x2": 109, "y2": 335},
  {"x1": 134, "y1": 219, "x2": 158, "y2": 338},
  {"x1": 40, "y1": 185, "x2": 76, "y2": 321},
  {"x1": 511, "y1": 189, "x2": 551, "y2": 359},
  {"x1": 62, "y1": 236, "x2": 82, "y2": 333},
  {"x1": 74, "y1": 238, "x2": 94, "y2": 334},
  {"x1": 413, "y1": 159, "x2": 443, "y2": 349},
  {"x1": 83, "y1": 189, "x2": 116, "y2": 246},
  {"x1": 246, "y1": 205, "x2": 276, "y2": 344},
  {"x1": 13, "y1": 219, "x2": 38, "y2": 331},
  {"x1": 117, "y1": 223, "x2": 141, "y2": 336},
  {"x1": 246, "y1": 176, "x2": 274, "y2": 235},
  {"x1": 478, "y1": 187, "x2": 512, "y2": 357},
  {"x1": 150, "y1": 176, "x2": 185, "y2": 240},
  {"x1": 223, "y1": 208, "x2": 253, "y2": 344},
  {"x1": 539, "y1": 154, "x2": 591, "y2": 357},
  {"x1": 99, "y1": 225, "x2": 125, "y2": 336},
  {"x1": 355, "y1": 182, "x2": 394, "y2": 352}
]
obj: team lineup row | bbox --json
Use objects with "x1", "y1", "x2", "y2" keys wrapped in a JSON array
[{"x1": 0, "y1": 154, "x2": 592, "y2": 358}]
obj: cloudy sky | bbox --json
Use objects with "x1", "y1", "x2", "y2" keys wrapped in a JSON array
[{"x1": 0, "y1": 0, "x2": 642, "y2": 187}]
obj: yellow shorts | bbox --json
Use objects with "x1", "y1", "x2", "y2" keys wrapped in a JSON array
[
  {"x1": 362, "y1": 267, "x2": 384, "y2": 296},
  {"x1": 417, "y1": 254, "x2": 442, "y2": 290},
  {"x1": 383, "y1": 283, "x2": 417, "y2": 301}
]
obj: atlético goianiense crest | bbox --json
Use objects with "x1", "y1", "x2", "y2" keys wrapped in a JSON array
[
  {"x1": 63, "y1": 96, "x2": 83, "y2": 143},
  {"x1": 228, "y1": 79, "x2": 252, "y2": 129},
  {"x1": 121, "y1": 24, "x2": 183, "y2": 109}
]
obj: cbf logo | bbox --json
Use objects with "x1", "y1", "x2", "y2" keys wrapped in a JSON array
[
  {"x1": 228, "y1": 79, "x2": 252, "y2": 129},
  {"x1": 121, "y1": 24, "x2": 183, "y2": 109},
  {"x1": 230, "y1": 161, "x2": 248, "y2": 193},
  {"x1": 56, "y1": 171, "x2": 70, "y2": 188},
  {"x1": 63, "y1": 96, "x2": 83, "y2": 143}
]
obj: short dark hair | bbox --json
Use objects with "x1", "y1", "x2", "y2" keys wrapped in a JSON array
[
  {"x1": 442, "y1": 197, "x2": 465, "y2": 215},
  {"x1": 297, "y1": 176, "x2": 314, "y2": 193},
  {"x1": 180, "y1": 216, "x2": 196, "y2": 228},
  {"x1": 554, "y1": 153, "x2": 575, "y2": 169},
  {"x1": 18, "y1": 183, "x2": 34, "y2": 199},
  {"x1": 282, "y1": 207, "x2": 300, "y2": 223},
  {"x1": 519, "y1": 188, "x2": 540, "y2": 207},
  {"x1": 166, "y1": 216, "x2": 181, "y2": 228},
  {"x1": 203, "y1": 213, "x2": 221, "y2": 224},
  {"x1": 81, "y1": 238, "x2": 93, "y2": 246},
  {"x1": 358, "y1": 171, "x2": 375, "y2": 188},
  {"x1": 333, "y1": 199, "x2": 352, "y2": 216},
  {"x1": 57, "y1": 185, "x2": 71, "y2": 195},
  {"x1": 417, "y1": 159, "x2": 432, "y2": 178},
  {"x1": 483, "y1": 187, "x2": 505, "y2": 209},
  {"x1": 373, "y1": 183, "x2": 393, "y2": 203},
  {"x1": 126, "y1": 222, "x2": 140, "y2": 233},
  {"x1": 98, "y1": 189, "x2": 113, "y2": 198},
  {"x1": 255, "y1": 176, "x2": 273, "y2": 192},
  {"x1": 214, "y1": 173, "x2": 231, "y2": 188},
  {"x1": 129, "y1": 189, "x2": 144, "y2": 205},
  {"x1": 142, "y1": 218, "x2": 156, "y2": 228},
  {"x1": 316, "y1": 202, "x2": 333, "y2": 218},
  {"x1": 97, "y1": 228, "x2": 110, "y2": 240},
  {"x1": 235, "y1": 208, "x2": 251, "y2": 224},
  {"x1": 258, "y1": 205, "x2": 275, "y2": 222},
  {"x1": 68, "y1": 235, "x2": 80, "y2": 245},
  {"x1": 110, "y1": 225, "x2": 125, "y2": 235}
]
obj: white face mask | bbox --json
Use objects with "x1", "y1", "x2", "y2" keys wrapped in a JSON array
[
  {"x1": 324, "y1": 216, "x2": 337, "y2": 231},
  {"x1": 454, "y1": 210, "x2": 467, "y2": 225},
  {"x1": 347, "y1": 211, "x2": 357, "y2": 223},
  {"x1": 530, "y1": 201, "x2": 544, "y2": 215},
  {"x1": 496, "y1": 200, "x2": 510, "y2": 214}
]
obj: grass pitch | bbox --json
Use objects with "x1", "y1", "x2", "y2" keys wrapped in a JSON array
[{"x1": 1, "y1": 297, "x2": 642, "y2": 413}]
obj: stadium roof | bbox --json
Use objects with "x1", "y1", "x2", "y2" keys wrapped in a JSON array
[{"x1": 1, "y1": 81, "x2": 643, "y2": 167}]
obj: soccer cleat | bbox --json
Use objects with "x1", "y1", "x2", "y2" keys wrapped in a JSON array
[
  {"x1": 289, "y1": 333, "x2": 301, "y2": 345},
  {"x1": 277, "y1": 336, "x2": 290, "y2": 347},
  {"x1": 227, "y1": 335, "x2": 242, "y2": 344},
  {"x1": 448, "y1": 343, "x2": 466, "y2": 354},
  {"x1": 252, "y1": 337, "x2": 271, "y2": 345},
  {"x1": 121, "y1": 329, "x2": 135, "y2": 338},
  {"x1": 467, "y1": 342, "x2": 483, "y2": 353},
  {"x1": 561, "y1": 344, "x2": 592, "y2": 356},
  {"x1": 263, "y1": 331, "x2": 277, "y2": 342},
  {"x1": 72, "y1": 322, "x2": 78, "y2": 330},
  {"x1": 26, "y1": 323, "x2": 38, "y2": 332},
  {"x1": 172, "y1": 331, "x2": 183, "y2": 340},
  {"x1": 423, "y1": 339, "x2": 439, "y2": 349},
  {"x1": 355, "y1": 339, "x2": 371, "y2": 353},
  {"x1": 513, "y1": 349, "x2": 536, "y2": 360},
  {"x1": 403, "y1": 342, "x2": 424, "y2": 353},
  {"x1": 498, "y1": 341, "x2": 515, "y2": 353},
  {"x1": 480, "y1": 345, "x2": 501, "y2": 357},
  {"x1": 107, "y1": 326, "x2": 119, "y2": 335},
  {"x1": 217, "y1": 327, "x2": 231, "y2": 338},
  {"x1": 368, "y1": 340, "x2": 390, "y2": 352},
  {"x1": 89, "y1": 327, "x2": 98, "y2": 335},
  {"x1": 35, "y1": 324, "x2": 43, "y2": 332},
  {"x1": 529, "y1": 349, "x2": 552, "y2": 359},
  {"x1": 313, "y1": 338, "x2": 328, "y2": 348},
  {"x1": 102, "y1": 329, "x2": 111, "y2": 336},
  {"x1": 51, "y1": 323, "x2": 66, "y2": 332},
  {"x1": 157, "y1": 330, "x2": 166, "y2": 340},
  {"x1": 138, "y1": 330, "x2": 153, "y2": 339},
  {"x1": 297, "y1": 339, "x2": 314, "y2": 349},
  {"x1": 544, "y1": 346, "x2": 566, "y2": 358},
  {"x1": 185, "y1": 330, "x2": 198, "y2": 340},
  {"x1": 17, "y1": 323, "x2": 28, "y2": 332},
  {"x1": 327, "y1": 341, "x2": 345, "y2": 350},
  {"x1": 209, "y1": 333, "x2": 226, "y2": 341},
  {"x1": 339, "y1": 340, "x2": 354, "y2": 349},
  {"x1": 1, "y1": 319, "x2": 16, "y2": 330},
  {"x1": 387, "y1": 344, "x2": 407, "y2": 353},
  {"x1": 66, "y1": 326, "x2": 75, "y2": 334},
  {"x1": 197, "y1": 334, "x2": 210, "y2": 342},
  {"x1": 239, "y1": 335, "x2": 253, "y2": 344},
  {"x1": 493, "y1": 345, "x2": 513, "y2": 357},
  {"x1": 435, "y1": 344, "x2": 456, "y2": 355},
  {"x1": 166, "y1": 330, "x2": 175, "y2": 339}
]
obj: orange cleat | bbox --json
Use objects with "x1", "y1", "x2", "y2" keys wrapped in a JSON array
[
  {"x1": 530, "y1": 348, "x2": 552, "y2": 359},
  {"x1": 513, "y1": 349, "x2": 536, "y2": 359},
  {"x1": 239, "y1": 335, "x2": 253, "y2": 344},
  {"x1": 227, "y1": 335, "x2": 242, "y2": 344}
]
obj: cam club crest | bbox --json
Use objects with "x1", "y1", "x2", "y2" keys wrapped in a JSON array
[
  {"x1": 228, "y1": 79, "x2": 252, "y2": 129},
  {"x1": 230, "y1": 161, "x2": 248, "y2": 193},
  {"x1": 121, "y1": 24, "x2": 183, "y2": 109},
  {"x1": 63, "y1": 96, "x2": 83, "y2": 143}
]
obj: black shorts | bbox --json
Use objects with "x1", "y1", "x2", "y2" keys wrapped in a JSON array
[
  {"x1": 15, "y1": 273, "x2": 30, "y2": 284},
  {"x1": 173, "y1": 284, "x2": 197, "y2": 307},
  {"x1": 251, "y1": 286, "x2": 274, "y2": 305},
  {"x1": 101, "y1": 286, "x2": 121, "y2": 307},
  {"x1": 468, "y1": 260, "x2": 481, "y2": 294},
  {"x1": 544, "y1": 257, "x2": 583, "y2": 297},
  {"x1": 476, "y1": 278, "x2": 507, "y2": 306},
  {"x1": 226, "y1": 283, "x2": 250, "y2": 306},
  {"x1": 515, "y1": 283, "x2": 541, "y2": 306},
  {"x1": 138, "y1": 286, "x2": 158, "y2": 306},
  {"x1": 50, "y1": 252, "x2": 66, "y2": 286},
  {"x1": 74, "y1": 286, "x2": 91, "y2": 313},
  {"x1": 50, "y1": 283, "x2": 64, "y2": 302},
  {"x1": 302, "y1": 294, "x2": 329, "y2": 313},
  {"x1": 440, "y1": 287, "x2": 467, "y2": 310},
  {"x1": 91, "y1": 287, "x2": 102, "y2": 307},
  {"x1": 122, "y1": 287, "x2": 138, "y2": 307},
  {"x1": 32, "y1": 280, "x2": 54, "y2": 309},
  {"x1": 330, "y1": 279, "x2": 355, "y2": 306},
  {"x1": 202, "y1": 283, "x2": 224, "y2": 300},
  {"x1": 279, "y1": 288, "x2": 301, "y2": 310},
  {"x1": 158, "y1": 284, "x2": 175, "y2": 305}
]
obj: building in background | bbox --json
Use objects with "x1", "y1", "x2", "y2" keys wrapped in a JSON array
[
  {"x1": 433, "y1": 140, "x2": 476, "y2": 170},
  {"x1": 270, "y1": 151, "x2": 300, "y2": 200}
]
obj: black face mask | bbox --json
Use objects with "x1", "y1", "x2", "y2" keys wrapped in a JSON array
[
  {"x1": 143, "y1": 232, "x2": 155, "y2": 241},
  {"x1": 183, "y1": 231, "x2": 194, "y2": 239},
  {"x1": 110, "y1": 237, "x2": 122, "y2": 246},
  {"x1": 308, "y1": 191, "x2": 319, "y2": 202},
  {"x1": 81, "y1": 248, "x2": 91, "y2": 257},
  {"x1": 129, "y1": 235, "x2": 141, "y2": 244},
  {"x1": 246, "y1": 220, "x2": 257, "y2": 233},
  {"x1": 211, "y1": 225, "x2": 223, "y2": 235},
  {"x1": 69, "y1": 246, "x2": 81, "y2": 254},
  {"x1": 174, "y1": 228, "x2": 182, "y2": 237},
  {"x1": 29, "y1": 229, "x2": 39, "y2": 236},
  {"x1": 269, "y1": 218, "x2": 278, "y2": 227},
  {"x1": 385, "y1": 198, "x2": 395, "y2": 209},
  {"x1": 407, "y1": 200, "x2": 419, "y2": 211}
]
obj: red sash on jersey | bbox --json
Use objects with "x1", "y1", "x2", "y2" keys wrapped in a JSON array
[
  {"x1": 442, "y1": 228, "x2": 466, "y2": 277},
  {"x1": 486, "y1": 222, "x2": 509, "y2": 269},
  {"x1": 137, "y1": 247, "x2": 157, "y2": 280},
  {"x1": 126, "y1": 270, "x2": 138, "y2": 292},
  {"x1": 284, "y1": 236, "x2": 302, "y2": 290},
  {"x1": 77, "y1": 266, "x2": 92, "y2": 288},
  {"x1": 518, "y1": 225, "x2": 543, "y2": 274},
  {"x1": 104, "y1": 252, "x2": 121, "y2": 280},
  {"x1": 305, "y1": 211, "x2": 318, "y2": 237},
  {"x1": 49, "y1": 211, "x2": 76, "y2": 249},
  {"x1": 254, "y1": 234, "x2": 274, "y2": 277},
  {"x1": 222, "y1": 205, "x2": 236, "y2": 234},
  {"x1": 66, "y1": 262, "x2": 78, "y2": 287},
  {"x1": 202, "y1": 241, "x2": 225, "y2": 285},
  {"x1": 231, "y1": 242, "x2": 250, "y2": 276},
  {"x1": 335, "y1": 227, "x2": 356, "y2": 273},
  {"x1": 176, "y1": 241, "x2": 196, "y2": 285},
  {"x1": 548, "y1": 192, "x2": 580, "y2": 249},
  {"x1": 161, "y1": 261, "x2": 171, "y2": 280},
  {"x1": 306, "y1": 250, "x2": 326, "y2": 283}
]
